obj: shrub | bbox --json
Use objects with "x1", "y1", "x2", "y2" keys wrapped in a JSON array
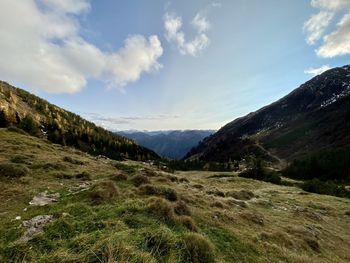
[
  {"x1": 139, "y1": 184, "x2": 178, "y2": 201},
  {"x1": 0, "y1": 162, "x2": 28, "y2": 178},
  {"x1": 177, "y1": 216, "x2": 198, "y2": 232},
  {"x1": 7, "y1": 126, "x2": 28, "y2": 135},
  {"x1": 174, "y1": 200, "x2": 191, "y2": 216},
  {"x1": 19, "y1": 115, "x2": 40, "y2": 136},
  {"x1": 304, "y1": 238, "x2": 320, "y2": 252},
  {"x1": 182, "y1": 233, "x2": 215, "y2": 263},
  {"x1": 142, "y1": 226, "x2": 175, "y2": 257},
  {"x1": 10, "y1": 155, "x2": 32, "y2": 165},
  {"x1": 131, "y1": 174, "x2": 150, "y2": 187},
  {"x1": 239, "y1": 159, "x2": 282, "y2": 185},
  {"x1": 226, "y1": 190, "x2": 255, "y2": 200},
  {"x1": 206, "y1": 188, "x2": 225, "y2": 197},
  {"x1": 75, "y1": 171, "x2": 91, "y2": 181},
  {"x1": 302, "y1": 179, "x2": 350, "y2": 198},
  {"x1": 89, "y1": 181, "x2": 120, "y2": 204},
  {"x1": 210, "y1": 201, "x2": 226, "y2": 209},
  {"x1": 63, "y1": 156, "x2": 85, "y2": 165},
  {"x1": 160, "y1": 187, "x2": 178, "y2": 201},
  {"x1": 179, "y1": 177, "x2": 190, "y2": 183},
  {"x1": 114, "y1": 162, "x2": 137, "y2": 174},
  {"x1": 283, "y1": 149, "x2": 350, "y2": 182},
  {"x1": 111, "y1": 173, "x2": 128, "y2": 181},
  {"x1": 148, "y1": 197, "x2": 175, "y2": 222}
]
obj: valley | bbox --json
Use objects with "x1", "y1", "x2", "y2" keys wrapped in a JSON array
[{"x1": 1, "y1": 128, "x2": 350, "y2": 262}]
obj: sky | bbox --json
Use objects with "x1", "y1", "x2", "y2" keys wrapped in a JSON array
[{"x1": 0, "y1": 0, "x2": 350, "y2": 131}]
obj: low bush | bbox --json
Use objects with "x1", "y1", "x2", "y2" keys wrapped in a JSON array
[
  {"x1": 89, "y1": 181, "x2": 120, "y2": 204},
  {"x1": 239, "y1": 159, "x2": 282, "y2": 185},
  {"x1": 283, "y1": 149, "x2": 350, "y2": 182},
  {"x1": 182, "y1": 233, "x2": 215, "y2": 263},
  {"x1": 131, "y1": 174, "x2": 150, "y2": 187},
  {"x1": 148, "y1": 197, "x2": 175, "y2": 222},
  {"x1": 302, "y1": 179, "x2": 350, "y2": 198},
  {"x1": 63, "y1": 156, "x2": 85, "y2": 165},
  {"x1": 177, "y1": 216, "x2": 198, "y2": 232},
  {"x1": 111, "y1": 173, "x2": 128, "y2": 181},
  {"x1": 174, "y1": 200, "x2": 191, "y2": 216},
  {"x1": 7, "y1": 126, "x2": 28, "y2": 135},
  {"x1": 10, "y1": 155, "x2": 32, "y2": 165},
  {"x1": 139, "y1": 184, "x2": 178, "y2": 201},
  {"x1": 114, "y1": 162, "x2": 138, "y2": 174},
  {"x1": 206, "y1": 188, "x2": 225, "y2": 197},
  {"x1": 0, "y1": 162, "x2": 29, "y2": 178},
  {"x1": 75, "y1": 171, "x2": 91, "y2": 181},
  {"x1": 141, "y1": 226, "x2": 175, "y2": 258},
  {"x1": 226, "y1": 190, "x2": 255, "y2": 200}
]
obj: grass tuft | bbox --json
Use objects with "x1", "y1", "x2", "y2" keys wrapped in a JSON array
[
  {"x1": 89, "y1": 180, "x2": 120, "y2": 204},
  {"x1": 0, "y1": 162, "x2": 29, "y2": 178},
  {"x1": 182, "y1": 233, "x2": 215, "y2": 263}
]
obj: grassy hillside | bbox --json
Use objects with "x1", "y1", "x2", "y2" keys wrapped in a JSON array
[
  {"x1": 0, "y1": 81, "x2": 159, "y2": 161},
  {"x1": 0, "y1": 128, "x2": 349, "y2": 262}
]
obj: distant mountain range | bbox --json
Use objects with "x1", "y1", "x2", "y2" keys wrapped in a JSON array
[
  {"x1": 117, "y1": 130, "x2": 215, "y2": 159},
  {"x1": 185, "y1": 65, "x2": 350, "y2": 164},
  {"x1": 0, "y1": 81, "x2": 159, "y2": 161}
]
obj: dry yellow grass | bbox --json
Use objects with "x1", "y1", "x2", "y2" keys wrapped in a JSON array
[{"x1": 0, "y1": 128, "x2": 349, "y2": 262}]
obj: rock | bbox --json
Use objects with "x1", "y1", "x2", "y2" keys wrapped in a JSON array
[
  {"x1": 17, "y1": 215, "x2": 53, "y2": 243},
  {"x1": 29, "y1": 191, "x2": 60, "y2": 206},
  {"x1": 68, "y1": 181, "x2": 91, "y2": 193}
]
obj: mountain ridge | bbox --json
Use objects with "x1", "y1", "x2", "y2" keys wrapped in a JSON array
[
  {"x1": 185, "y1": 65, "x2": 350, "y2": 164},
  {"x1": 118, "y1": 130, "x2": 214, "y2": 159},
  {"x1": 0, "y1": 81, "x2": 159, "y2": 161}
]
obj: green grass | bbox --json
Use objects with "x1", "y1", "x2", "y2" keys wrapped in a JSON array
[{"x1": 0, "y1": 129, "x2": 350, "y2": 262}]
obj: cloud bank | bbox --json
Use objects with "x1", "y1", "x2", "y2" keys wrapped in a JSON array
[
  {"x1": 304, "y1": 0, "x2": 350, "y2": 57},
  {"x1": 0, "y1": 0, "x2": 163, "y2": 93},
  {"x1": 164, "y1": 12, "x2": 210, "y2": 56}
]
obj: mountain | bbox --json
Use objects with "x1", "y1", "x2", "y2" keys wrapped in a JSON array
[
  {"x1": 0, "y1": 81, "x2": 159, "y2": 161},
  {"x1": 185, "y1": 65, "x2": 350, "y2": 164},
  {"x1": 117, "y1": 130, "x2": 214, "y2": 159}
]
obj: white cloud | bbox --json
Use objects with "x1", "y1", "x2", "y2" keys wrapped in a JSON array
[
  {"x1": 0, "y1": 0, "x2": 163, "y2": 93},
  {"x1": 164, "y1": 12, "x2": 210, "y2": 56},
  {"x1": 192, "y1": 14, "x2": 211, "y2": 33},
  {"x1": 107, "y1": 35, "x2": 163, "y2": 87},
  {"x1": 303, "y1": 11, "x2": 334, "y2": 45},
  {"x1": 304, "y1": 0, "x2": 350, "y2": 57},
  {"x1": 316, "y1": 13, "x2": 350, "y2": 57},
  {"x1": 304, "y1": 65, "x2": 331, "y2": 76}
]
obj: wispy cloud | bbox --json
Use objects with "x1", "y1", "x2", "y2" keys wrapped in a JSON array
[
  {"x1": 304, "y1": 0, "x2": 350, "y2": 57},
  {"x1": 304, "y1": 65, "x2": 331, "y2": 76},
  {"x1": 0, "y1": 0, "x2": 163, "y2": 93},
  {"x1": 164, "y1": 12, "x2": 211, "y2": 56},
  {"x1": 82, "y1": 112, "x2": 180, "y2": 130}
]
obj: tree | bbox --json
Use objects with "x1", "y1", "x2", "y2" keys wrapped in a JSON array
[{"x1": 0, "y1": 110, "x2": 8, "y2": 127}]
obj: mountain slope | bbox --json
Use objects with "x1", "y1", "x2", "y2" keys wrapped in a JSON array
[
  {"x1": 185, "y1": 65, "x2": 350, "y2": 163},
  {"x1": 1, "y1": 128, "x2": 350, "y2": 262},
  {"x1": 0, "y1": 81, "x2": 159, "y2": 161},
  {"x1": 118, "y1": 130, "x2": 214, "y2": 159}
]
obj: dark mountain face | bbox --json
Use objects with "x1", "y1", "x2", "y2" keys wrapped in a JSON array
[
  {"x1": 118, "y1": 130, "x2": 214, "y2": 159},
  {"x1": 0, "y1": 81, "x2": 159, "y2": 161},
  {"x1": 185, "y1": 65, "x2": 350, "y2": 163}
]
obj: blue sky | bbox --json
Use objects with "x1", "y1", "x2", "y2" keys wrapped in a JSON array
[{"x1": 1, "y1": 0, "x2": 350, "y2": 130}]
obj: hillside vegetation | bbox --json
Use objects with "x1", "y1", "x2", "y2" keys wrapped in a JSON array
[
  {"x1": 0, "y1": 128, "x2": 349, "y2": 262},
  {"x1": 0, "y1": 81, "x2": 158, "y2": 161}
]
